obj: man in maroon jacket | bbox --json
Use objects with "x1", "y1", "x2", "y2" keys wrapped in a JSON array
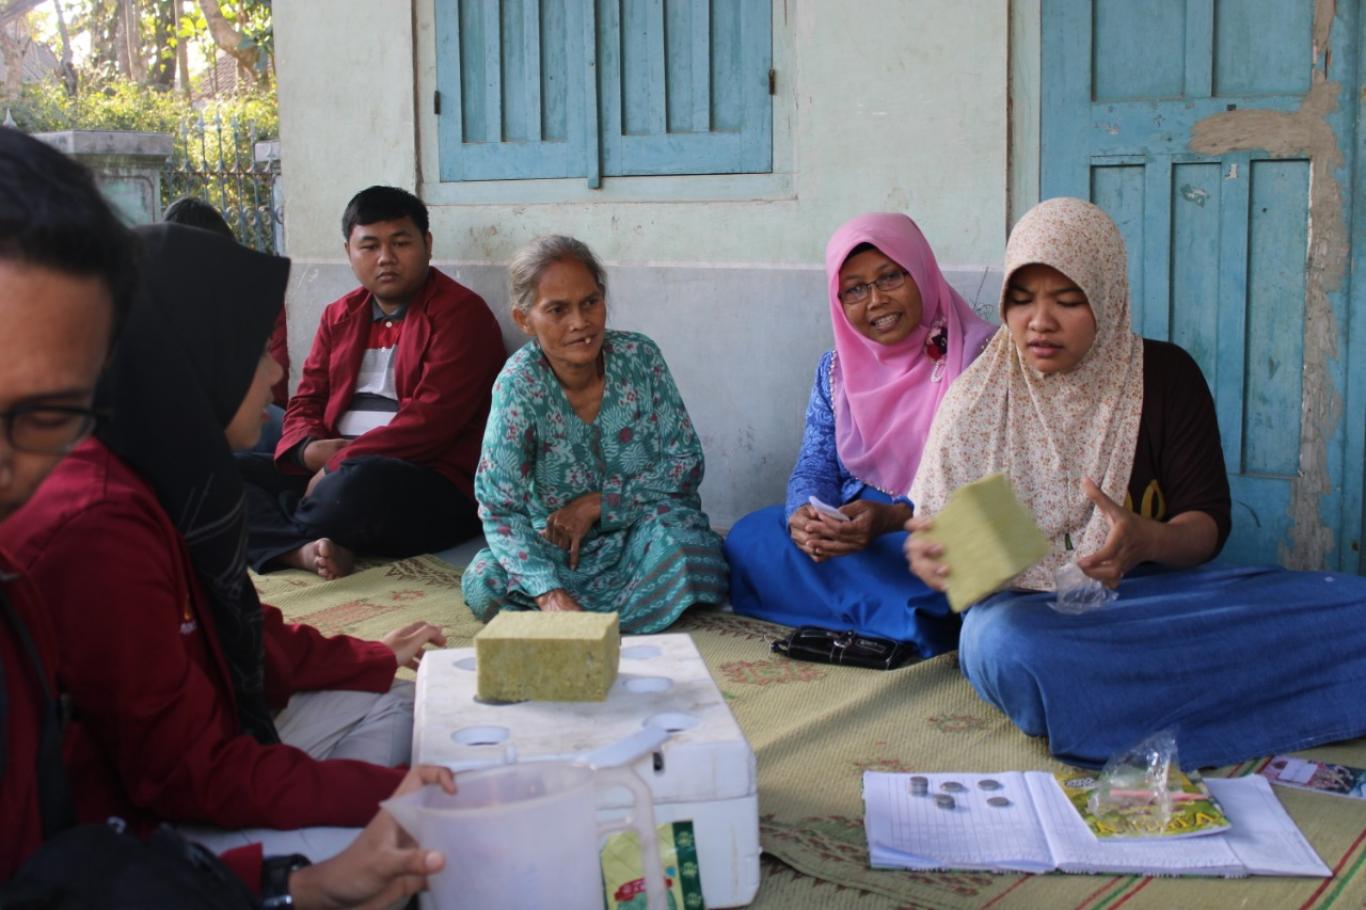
[{"x1": 239, "y1": 186, "x2": 505, "y2": 579}]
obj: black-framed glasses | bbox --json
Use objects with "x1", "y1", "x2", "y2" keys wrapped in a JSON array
[
  {"x1": 1, "y1": 404, "x2": 103, "y2": 455},
  {"x1": 839, "y1": 268, "x2": 908, "y2": 305}
]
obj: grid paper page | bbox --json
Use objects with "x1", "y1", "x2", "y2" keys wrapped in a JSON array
[
  {"x1": 863, "y1": 771, "x2": 1053, "y2": 872},
  {"x1": 1208, "y1": 776, "x2": 1330, "y2": 877}
]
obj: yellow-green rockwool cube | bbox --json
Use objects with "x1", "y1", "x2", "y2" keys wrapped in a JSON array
[{"x1": 475, "y1": 611, "x2": 621, "y2": 702}]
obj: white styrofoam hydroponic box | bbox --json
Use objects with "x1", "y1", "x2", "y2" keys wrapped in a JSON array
[{"x1": 413, "y1": 632, "x2": 761, "y2": 907}]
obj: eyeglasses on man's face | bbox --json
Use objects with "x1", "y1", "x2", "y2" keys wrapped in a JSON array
[
  {"x1": 0, "y1": 403, "x2": 102, "y2": 455},
  {"x1": 839, "y1": 268, "x2": 908, "y2": 306}
]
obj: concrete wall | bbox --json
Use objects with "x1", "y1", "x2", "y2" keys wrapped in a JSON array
[
  {"x1": 35, "y1": 130, "x2": 173, "y2": 226},
  {"x1": 287, "y1": 259, "x2": 1004, "y2": 529},
  {"x1": 1009, "y1": 0, "x2": 1042, "y2": 226},
  {"x1": 274, "y1": 0, "x2": 1012, "y2": 528}
]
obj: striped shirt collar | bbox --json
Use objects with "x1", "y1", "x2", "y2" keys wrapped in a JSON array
[{"x1": 371, "y1": 298, "x2": 409, "y2": 322}]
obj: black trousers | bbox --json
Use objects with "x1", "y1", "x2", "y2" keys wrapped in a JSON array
[{"x1": 237, "y1": 452, "x2": 482, "y2": 572}]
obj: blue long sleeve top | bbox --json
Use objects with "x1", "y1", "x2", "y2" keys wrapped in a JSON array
[{"x1": 783, "y1": 351, "x2": 912, "y2": 522}]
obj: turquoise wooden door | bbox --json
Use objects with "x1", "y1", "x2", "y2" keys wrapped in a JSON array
[{"x1": 1042, "y1": 0, "x2": 1365, "y2": 571}]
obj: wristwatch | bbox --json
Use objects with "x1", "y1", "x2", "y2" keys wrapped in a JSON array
[{"x1": 261, "y1": 853, "x2": 311, "y2": 909}]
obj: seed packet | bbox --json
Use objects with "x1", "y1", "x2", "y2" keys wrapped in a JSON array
[{"x1": 601, "y1": 819, "x2": 705, "y2": 909}]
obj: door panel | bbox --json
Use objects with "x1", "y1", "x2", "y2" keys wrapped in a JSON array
[{"x1": 1042, "y1": 0, "x2": 1361, "y2": 569}]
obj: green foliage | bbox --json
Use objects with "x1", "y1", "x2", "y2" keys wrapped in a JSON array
[
  {"x1": 10, "y1": 77, "x2": 183, "y2": 133},
  {"x1": 204, "y1": 89, "x2": 276, "y2": 138},
  {"x1": 7, "y1": 2, "x2": 280, "y2": 251},
  {"x1": 171, "y1": 0, "x2": 275, "y2": 85},
  {"x1": 8, "y1": 75, "x2": 280, "y2": 253},
  {"x1": 222, "y1": 0, "x2": 274, "y2": 76},
  {"x1": 8, "y1": 75, "x2": 276, "y2": 137},
  {"x1": 26, "y1": 0, "x2": 274, "y2": 91}
]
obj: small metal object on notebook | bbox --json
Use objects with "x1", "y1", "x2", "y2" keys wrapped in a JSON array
[
  {"x1": 978, "y1": 779, "x2": 1003, "y2": 791},
  {"x1": 909, "y1": 776, "x2": 929, "y2": 796},
  {"x1": 935, "y1": 794, "x2": 956, "y2": 810},
  {"x1": 941, "y1": 781, "x2": 966, "y2": 793},
  {"x1": 987, "y1": 796, "x2": 1012, "y2": 808}
]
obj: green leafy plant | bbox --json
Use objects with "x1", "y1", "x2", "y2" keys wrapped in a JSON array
[
  {"x1": 9, "y1": 75, "x2": 280, "y2": 251},
  {"x1": 8, "y1": 75, "x2": 276, "y2": 136}
]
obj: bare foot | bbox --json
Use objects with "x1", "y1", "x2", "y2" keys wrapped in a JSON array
[
  {"x1": 312, "y1": 538, "x2": 354, "y2": 579},
  {"x1": 281, "y1": 537, "x2": 354, "y2": 580}
]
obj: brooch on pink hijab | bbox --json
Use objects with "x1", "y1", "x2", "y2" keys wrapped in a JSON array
[{"x1": 926, "y1": 317, "x2": 949, "y2": 382}]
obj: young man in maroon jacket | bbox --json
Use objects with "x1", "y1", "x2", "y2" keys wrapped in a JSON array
[{"x1": 239, "y1": 186, "x2": 505, "y2": 579}]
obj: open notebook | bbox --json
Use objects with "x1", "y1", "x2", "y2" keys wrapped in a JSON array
[{"x1": 862, "y1": 771, "x2": 1329, "y2": 877}]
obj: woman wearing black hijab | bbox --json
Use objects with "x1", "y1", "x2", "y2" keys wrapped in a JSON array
[{"x1": 1, "y1": 224, "x2": 445, "y2": 858}]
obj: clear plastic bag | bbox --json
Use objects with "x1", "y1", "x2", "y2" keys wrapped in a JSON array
[
  {"x1": 1051, "y1": 561, "x2": 1118, "y2": 615},
  {"x1": 1086, "y1": 728, "x2": 1180, "y2": 830}
]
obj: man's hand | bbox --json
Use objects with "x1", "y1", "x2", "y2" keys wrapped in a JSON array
[
  {"x1": 288, "y1": 765, "x2": 456, "y2": 910},
  {"x1": 302, "y1": 438, "x2": 349, "y2": 473},
  {"x1": 904, "y1": 515, "x2": 949, "y2": 591},
  {"x1": 535, "y1": 589, "x2": 584, "y2": 613},
  {"x1": 380, "y1": 621, "x2": 448, "y2": 670},
  {"x1": 540, "y1": 492, "x2": 601, "y2": 570}
]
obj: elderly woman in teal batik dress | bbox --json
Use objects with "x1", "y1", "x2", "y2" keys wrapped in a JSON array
[{"x1": 461, "y1": 235, "x2": 727, "y2": 633}]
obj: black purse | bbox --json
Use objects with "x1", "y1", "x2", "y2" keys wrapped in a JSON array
[
  {"x1": 4, "y1": 821, "x2": 261, "y2": 910},
  {"x1": 771, "y1": 626, "x2": 921, "y2": 670}
]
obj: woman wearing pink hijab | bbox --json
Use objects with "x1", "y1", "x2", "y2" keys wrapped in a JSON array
[{"x1": 724, "y1": 213, "x2": 994, "y2": 652}]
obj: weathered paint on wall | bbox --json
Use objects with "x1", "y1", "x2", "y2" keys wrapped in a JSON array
[
  {"x1": 277, "y1": 0, "x2": 1009, "y2": 268},
  {"x1": 1009, "y1": 0, "x2": 1042, "y2": 226},
  {"x1": 274, "y1": 0, "x2": 419, "y2": 253},
  {"x1": 1189, "y1": 0, "x2": 1348, "y2": 569}
]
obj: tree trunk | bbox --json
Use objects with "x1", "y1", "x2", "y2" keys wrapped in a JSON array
[
  {"x1": 50, "y1": 0, "x2": 77, "y2": 94},
  {"x1": 146, "y1": 0, "x2": 175, "y2": 89},
  {"x1": 196, "y1": 0, "x2": 260, "y2": 86},
  {"x1": 83, "y1": 0, "x2": 117, "y2": 76},
  {"x1": 0, "y1": 1, "x2": 46, "y2": 25},
  {"x1": 0, "y1": 20, "x2": 30, "y2": 102},
  {"x1": 173, "y1": 0, "x2": 189, "y2": 97},
  {"x1": 110, "y1": 0, "x2": 131, "y2": 79},
  {"x1": 121, "y1": 0, "x2": 146, "y2": 83}
]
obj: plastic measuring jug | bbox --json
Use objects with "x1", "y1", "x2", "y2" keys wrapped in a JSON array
[{"x1": 382, "y1": 761, "x2": 668, "y2": 910}]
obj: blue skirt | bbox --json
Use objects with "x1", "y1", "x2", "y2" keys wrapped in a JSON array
[
  {"x1": 960, "y1": 563, "x2": 1366, "y2": 769},
  {"x1": 723, "y1": 498, "x2": 960, "y2": 657}
]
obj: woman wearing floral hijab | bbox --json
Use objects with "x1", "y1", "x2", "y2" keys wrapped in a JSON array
[
  {"x1": 726, "y1": 213, "x2": 993, "y2": 654},
  {"x1": 908, "y1": 197, "x2": 1366, "y2": 769}
]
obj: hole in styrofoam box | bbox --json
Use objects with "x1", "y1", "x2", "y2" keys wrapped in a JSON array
[
  {"x1": 452, "y1": 725, "x2": 510, "y2": 747},
  {"x1": 624, "y1": 676, "x2": 673, "y2": 694},
  {"x1": 453, "y1": 656, "x2": 477, "y2": 671},
  {"x1": 472, "y1": 694, "x2": 526, "y2": 706},
  {"x1": 620, "y1": 645, "x2": 662, "y2": 660},
  {"x1": 644, "y1": 712, "x2": 699, "y2": 733}
]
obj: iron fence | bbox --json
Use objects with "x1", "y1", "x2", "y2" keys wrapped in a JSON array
[{"x1": 161, "y1": 112, "x2": 282, "y2": 254}]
